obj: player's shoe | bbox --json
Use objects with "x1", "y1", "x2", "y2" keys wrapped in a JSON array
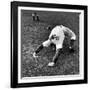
[
  {"x1": 48, "y1": 62, "x2": 55, "y2": 67},
  {"x1": 33, "y1": 52, "x2": 38, "y2": 58}
]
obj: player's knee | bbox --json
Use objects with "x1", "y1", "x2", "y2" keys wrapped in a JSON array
[
  {"x1": 42, "y1": 40, "x2": 51, "y2": 47},
  {"x1": 56, "y1": 44, "x2": 62, "y2": 50}
]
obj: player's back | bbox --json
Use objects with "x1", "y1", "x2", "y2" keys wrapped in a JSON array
[
  {"x1": 49, "y1": 25, "x2": 64, "y2": 38},
  {"x1": 62, "y1": 25, "x2": 76, "y2": 39}
]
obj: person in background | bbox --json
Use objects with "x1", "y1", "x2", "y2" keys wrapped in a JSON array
[{"x1": 32, "y1": 12, "x2": 39, "y2": 21}]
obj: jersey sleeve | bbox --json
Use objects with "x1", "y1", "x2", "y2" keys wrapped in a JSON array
[{"x1": 63, "y1": 26, "x2": 76, "y2": 38}]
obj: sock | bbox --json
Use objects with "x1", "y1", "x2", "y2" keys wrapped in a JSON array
[{"x1": 35, "y1": 44, "x2": 44, "y2": 54}]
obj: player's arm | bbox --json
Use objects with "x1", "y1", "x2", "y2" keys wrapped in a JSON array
[
  {"x1": 49, "y1": 34, "x2": 59, "y2": 41},
  {"x1": 66, "y1": 27, "x2": 76, "y2": 38},
  {"x1": 64, "y1": 27, "x2": 76, "y2": 51}
]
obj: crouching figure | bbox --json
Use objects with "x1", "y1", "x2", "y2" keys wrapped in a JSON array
[{"x1": 33, "y1": 25, "x2": 76, "y2": 67}]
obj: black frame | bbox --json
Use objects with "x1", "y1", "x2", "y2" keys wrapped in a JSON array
[{"x1": 11, "y1": 1, "x2": 88, "y2": 88}]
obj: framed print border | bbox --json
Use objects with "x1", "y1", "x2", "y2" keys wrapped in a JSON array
[{"x1": 11, "y1": 1, "x2": 88, "y2": 88}]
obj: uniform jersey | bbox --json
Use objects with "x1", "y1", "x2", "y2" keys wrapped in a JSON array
[
  {"x1": 43, "y1": 25, "x2": 76, "y2": 50},
  {"x1": 49, "y1": 25, "x2": 65, "y2": 46},
  {"x1": 49, "y1": 25, "x2": 76, "y2": 41}
]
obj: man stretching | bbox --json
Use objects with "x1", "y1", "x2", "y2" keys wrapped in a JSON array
[{"x1": 33, "y1": 25, "x2": 76, "y2": 67}]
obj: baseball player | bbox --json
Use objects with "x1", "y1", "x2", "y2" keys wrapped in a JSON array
[
  {"x1": 32, "y1": 12, "x2": 39, "y2": 21},
  {"x1": 33, "y1": 25, "x2": 76, "y2": 66}
]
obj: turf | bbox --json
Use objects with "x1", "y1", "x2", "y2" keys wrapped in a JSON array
[{"x1": 21, "y1": 10, "x2": 79, "y2": 77}]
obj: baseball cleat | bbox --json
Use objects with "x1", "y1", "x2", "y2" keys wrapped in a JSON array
[{"x1": 33, "y1": 52, "x2": 38, "y2": 58}]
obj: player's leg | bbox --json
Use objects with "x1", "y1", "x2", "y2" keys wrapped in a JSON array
[
  {"x1": 37, "y1": 16, "x2": 39, "y2": 21},
  {"x1": 48, "y1": 44, "x2": 63, "y2": 67},
  {"x1": 32, "y1": 15, "x2": 35, "y2": 21},
  {"x1": 33, "y1": 39, "x2": 51, "y2": 58},
  {"x1": 69, "y1": 40, "x2": 75, "y2": 49},
  {"x1": 33, "y1": 44, "x2": 43, "y2": 58},
  {"x1": 69, "y1": 36, "x2": 76, "y2": 51},
  {"x1": 48, "y1": 48, "x2": 62, "y2": 66},
  {"x1": 48, "y1": 31, "x2": 65, "y2": 66}
]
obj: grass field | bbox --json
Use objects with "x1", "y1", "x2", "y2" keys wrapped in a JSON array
[{"x1": 21, "y1": 10, "x2": 79, "y2": 77}]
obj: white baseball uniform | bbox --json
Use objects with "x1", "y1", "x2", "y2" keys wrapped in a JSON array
[{"x1": 43, "y1": 25, "x2": 76, "y2": 50}]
